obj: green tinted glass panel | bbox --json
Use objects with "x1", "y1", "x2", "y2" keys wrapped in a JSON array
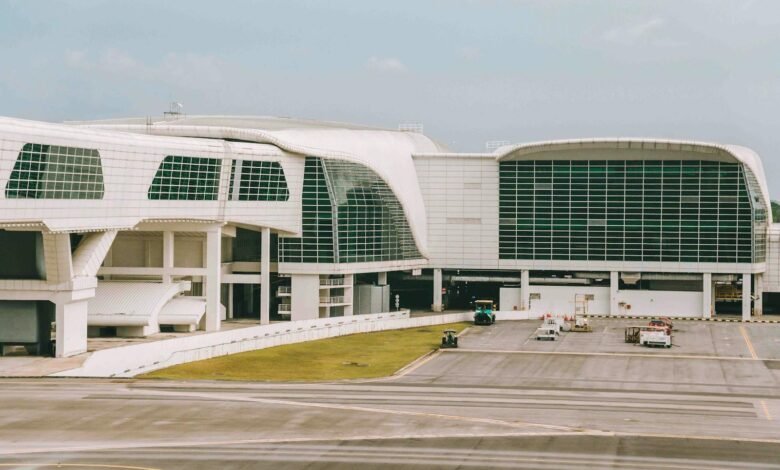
[
  {"x1": 6, "y1": 143, "x2": 104, "y2": 199},
  {"x1": 499, "y1": 160, "x2": 765, "y2": 264},
  {"x1": 230, "y1": 160, "x2": 289, "y2": 201},
  {"x1": 279, "y1": 157, "x2": 421, "y2": 264},
  {"x1": 148, "y1": 155, "x2": 221, "y2": 200}
]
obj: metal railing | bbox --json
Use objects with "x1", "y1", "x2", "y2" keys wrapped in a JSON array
[
  {"x1": 319, "y1": 296, "x2": 346, "y2": 305},
  {"x1": 277, "y1": 286, "x2": 291, "y2": 295},
  {"x1": 320, "y1": 278, "x2": 345, "y2": 287},
  {"x1": 278, "y1": 304, "x2": 291, "y2": 314}
]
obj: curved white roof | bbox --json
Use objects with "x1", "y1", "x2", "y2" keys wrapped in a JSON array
[
  {"x1": 496, "y1": 137, "x2": 772, "y2": 223},
  {"x1": 79, "y1": 117, "x2": 445, "y2": 258}
]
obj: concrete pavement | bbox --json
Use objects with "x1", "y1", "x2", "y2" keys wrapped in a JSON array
[{"x1": 1, "y1": 320, "x2": 779, "y2": 468}]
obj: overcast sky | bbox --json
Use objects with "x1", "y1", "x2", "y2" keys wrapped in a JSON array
[{"x1": 1, "y1": 0, "x2": 779, "y2": 196}]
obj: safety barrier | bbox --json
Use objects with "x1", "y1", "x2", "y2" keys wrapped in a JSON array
[{"x1": 53, "y1": 310, "x2": 471, "y2": 378}]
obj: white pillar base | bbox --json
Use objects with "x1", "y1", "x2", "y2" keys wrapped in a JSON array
[
  {"x1": 205, "y1": 228, "x2": 222, "y2": 332},
  {"x1": 55, "y1": 300, "x2": 88, "y2": 358},
  {"x1": 742, "y1": 273, "x2": 752, "y2": 321},
  {"x1": 702, "y1": 273, "x2": 712, "y2": 319},
  {"x1": 754, "y1": 273, "x2": 763, "y2": 317},
  {"x1": 520, "y1": 270, "x2": 530, "y2": 311},
  {"x1": 291, "y1": 274, "x2": 319, "y2": 321},
  {"x1": 260, "y1": 228, "x2": 271, "y2": 325},
  {"x1": 377, "y1": 272, "x2": 388, "y2": 285},
  {"x1": 609, "y1": 272, "x2": 619, "y2": 317},
  {"x1": 432, "y1": 268, "x2": 443, "y2": 312}
]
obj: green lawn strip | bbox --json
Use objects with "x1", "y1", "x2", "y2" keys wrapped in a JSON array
[{"x1": 140, "y1": 322, "x2": 470, "y2": 382}]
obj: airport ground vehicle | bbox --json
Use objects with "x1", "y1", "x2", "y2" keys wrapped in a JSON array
[
  {"x1": 639, "y1": 326, "x2": 672, "y2": 348},
  {"x1": 535, "y1": 325, "x2": 559, "y2": 341},
  {"x1": 474, "y1": 300, "x2": 496, "y2": 325},
  {"x1": 649, "y1": 317, "x2": 674, "y2": 335},
  {"x1": 571, "y1": 315, "x2": 592, "y2": 332},
  {"x1": 441, "y1": 329, "x2": 459, "y2": 348}
]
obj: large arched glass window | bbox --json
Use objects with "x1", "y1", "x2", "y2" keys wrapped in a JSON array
[
  {"x1": 279, "y1": 157, "x2": 420, "y2": 264},
  {"x1": 5, "y1": 143, "x2": 104, "y2": 199}
]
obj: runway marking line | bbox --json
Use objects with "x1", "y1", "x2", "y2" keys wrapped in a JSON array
[
  {"x1": 739, "y1": 325, "x2": 759, "y2": 360},
  {"x1": 5, "y1": 430, "x2": 780, "y2": 464},
  {"x1": 760, "y1": 400, "x2": 772, "y2": 421},
  {"x1": 445, "y1": 348, "x2": 764, "y2": 361},
  {"x1": 132, "y1": 388, "x2": 588, "y2": 434},
  {"x1": 0, "y1": 465, "x2": 161, "y2": 470}
]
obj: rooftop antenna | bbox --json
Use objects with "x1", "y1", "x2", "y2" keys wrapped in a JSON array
[
  {"x1": 163, "y1": 101, "x2": 184, "y2": 120},
  {"x1": 398, "y1": 122, "x2": 424, "y2": 134},
  {"x1": 486, "y1": 140, "x2": 511, "y2": 152}
]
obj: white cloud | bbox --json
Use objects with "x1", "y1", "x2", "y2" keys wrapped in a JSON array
[{"x1": 366, "y1": 56, "x2": 407, "y2": 72}]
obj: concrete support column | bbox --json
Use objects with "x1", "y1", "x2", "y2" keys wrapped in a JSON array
[
  {"x1": 432, "y1": 268, "x2": 443, "y2": 312},
  {"x1": 702, "y1": 273, "x2": 712, "y2": 319},
  {"x1": 291, "y1": 274, "x2": 319, "y2": 321},
  {"x1": 520, "y1": 270, "x2": 530, "y2": 311},
  {"x1": 754, "y1": 273, "x2": 763, "y2": 317},
  {"x1": 610, "y1": 271, "x2": 619, "y2": 317},
  {"x1": 205, "y1": 228, "x2": 222, "y2": 332},
  {"x1": 742, "y1": 273, "x2": 752, "y2": 321},
  {"x1": 377, "y1": 272, "x2": 388, "y2": 285},
  {"x1": 162, "y1": 231, "x2": 174, "y2": 284},
  {"x1": 260, "y1": 227, "x2": 271, "y2": 325},
  {"x1": 227, "y1": 284, "x2": 234, "y2": 320},
  {"x1": 55, "y1": 300, "x2": 88, "y2": 358}
]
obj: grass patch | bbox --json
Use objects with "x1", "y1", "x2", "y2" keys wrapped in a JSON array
[{"x1": 140, "y1": 322, "x2": 470, "y2": 382}]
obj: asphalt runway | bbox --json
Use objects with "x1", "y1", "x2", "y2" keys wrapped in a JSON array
[{"x1": 1, "y1": 320, "x2": 779, "y2": 469}]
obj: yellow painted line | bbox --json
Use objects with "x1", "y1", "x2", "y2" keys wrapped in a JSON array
[
  {"x1": 760, "y1": 400, "x2": 773, "y2": 421},
  {"x1": 739, "y1": 325, "x2": 759, "y2": 360}
]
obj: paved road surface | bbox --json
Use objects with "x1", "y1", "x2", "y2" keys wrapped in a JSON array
[{"x1": 1, "y1": 320, "x2": 779, "y2": 468}]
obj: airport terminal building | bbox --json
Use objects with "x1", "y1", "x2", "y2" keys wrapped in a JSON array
[{"x1": 0, "y1": 115, "x2": 777, "y2": 357}]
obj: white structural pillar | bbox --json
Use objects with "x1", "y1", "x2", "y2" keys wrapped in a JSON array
[
  {"x1": 702, "y1": 273, "x2": 713, "y2": 319},
  {"x1": 291, "y1": 274, "x2": 320, "y2": 321},
  {"x1": 432, "y1": 268, "x2": 443, "y2": 312},
  {"x1": 377, "y1": 272, "x2": 388, "y2": 285},
  {"x1": 742, "y1": 273, "x2": 752, "y2": 321},
  {"x1": 260, "y1": 227, "x2": 271, "y2": 325},
  {"x1": 754, "y1": 273, "x2": 763, "y2": 317},
  {"x1": 610, "y1": 271, "x2": 619, "y2": 317},
  {"x1": 205, "y1": 227, "x2": 222, "y2": 332},
  {"x1": 520, "y1": 270, "x2": 530, "y2": 310},
  {"x1": 162, "y1": 231, "x2": 174, "y2": 284},
  {"x1": 55, "y1": 300, "x2": 88, "y2": 358}
]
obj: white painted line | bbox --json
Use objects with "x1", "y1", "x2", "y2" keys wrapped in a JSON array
[
  {"x1": 124, "y1": 388, "x2": 591, "y2": 435},
  {"x1": 449, "y1": 349, "x2": 764, "y2": 361}
]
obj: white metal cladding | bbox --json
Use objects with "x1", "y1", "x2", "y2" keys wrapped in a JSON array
[
  {"x1": 414, "y1": 154, "x2": 499, "y2": 269},
  {"x1": 0, "y1": 117, "x2": 304, "y2": 234},
  {"x1": 76, "y1": 118, "x2": 441, "y2": 258}
]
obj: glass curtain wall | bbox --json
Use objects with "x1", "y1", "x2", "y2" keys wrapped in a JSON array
[
  {"x1": 279, "y1": 157, "x2": 421, "y2": 264},
  {"x1": 499, "y1": 159, "x2": 766, "y2": 264}
]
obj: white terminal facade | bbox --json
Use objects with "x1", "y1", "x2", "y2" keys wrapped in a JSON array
[{"x1": 0, "y1": 115, "x2": 777, "y2": 357}]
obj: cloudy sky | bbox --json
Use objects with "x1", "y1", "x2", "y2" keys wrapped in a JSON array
[{"x1": 1, "y1": 0, "x2": 779, "y2": 195}]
